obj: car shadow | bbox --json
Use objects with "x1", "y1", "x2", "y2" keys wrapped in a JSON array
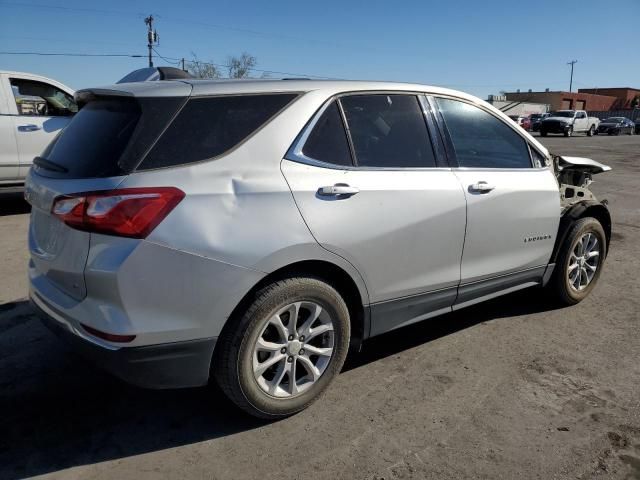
[
  {"x1": 0, "y1": 289, "x2": 561, "y2": 479},
  {"x1": 344, "y1": 288, "x2": 559, "y2": 371},
  {"x1": 0, "y1": 192, "x2": 30, "y2": 217}
]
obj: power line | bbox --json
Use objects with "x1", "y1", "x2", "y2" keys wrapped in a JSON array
[
  {"x1": 152, "y1": 48, "x2": 181, "y2": 66},
  {"x1": 0, "y1": 51, "x2": 144, "y2": 58},
  {"x1": 0, "y1": 49, "x2": 333, "y2": 79},
  {"x1": 0, "y1": 1, "x2": 348, "y2": 48}
]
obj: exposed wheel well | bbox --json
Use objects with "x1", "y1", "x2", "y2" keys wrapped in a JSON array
[
  {"x1": 551, "y1": 201, "x2": 612, "y2": 264},
  {"x1": 217, "y1": 260, "x2": 367, "y2": 355}
]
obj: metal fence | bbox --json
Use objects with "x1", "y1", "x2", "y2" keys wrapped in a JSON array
[{"x1": 587, "y1": 109, "x2": 640, "y2": 122}]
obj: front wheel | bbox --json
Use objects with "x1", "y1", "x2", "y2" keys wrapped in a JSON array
[
  {"x1": 548, "y1": 217, "x2": 607, "y2": 305},
  {"x1": 214, "y1": 277, "x2": 351, "y2": 418},
  {"x1": 540, "y1": 130, "x2": 547, "y2": 137}
]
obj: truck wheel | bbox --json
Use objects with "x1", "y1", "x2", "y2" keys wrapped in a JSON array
[
  {"x1": 213, "y1": 277, "x2": 351, "y2": 419},
  {"x1": 587, "y1": 125, "x2": 594, "y2": 137},
  {"x1": 564, "y1": 127, "x2": 572, "y2": 137},
  {"x1": 549, "y1": 217, "x2": 606, "y2": 306}
]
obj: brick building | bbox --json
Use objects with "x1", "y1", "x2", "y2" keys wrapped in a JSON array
[
  {"x1": 577, "y1": 87, "x2": 640, "y2": 109},
  {"x1": 504, "y1": 90, "x2": 616, "y2": 111}
]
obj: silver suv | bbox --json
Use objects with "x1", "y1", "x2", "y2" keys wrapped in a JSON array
[{"x1": 26, "y1": 80, "x2": 612, "y2": 418}]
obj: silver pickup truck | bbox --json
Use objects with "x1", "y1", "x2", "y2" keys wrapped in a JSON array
[{"x1": 540, "y1": 110, "x2": 600, "y2": 137}]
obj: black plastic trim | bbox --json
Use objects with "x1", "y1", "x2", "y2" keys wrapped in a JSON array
[
  {"x1": 369, "y1": 286, "x2": 457, "y2": 337},
  {"x1": 550, "y1": 200, "x2": 612, "y2": 264},
  {"x1": 33, "y1": 299, "x2": 216, "y2": 389}
]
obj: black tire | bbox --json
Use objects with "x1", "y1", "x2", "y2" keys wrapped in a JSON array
[
  {"x1": 549, "y1": 217, "x2": 607, "y2": 306},
  {"x1": 564, "y1": 127, "x2": 572, "y2": 137},
  {"x1": 587, "y1": 125, "x2": 594, "y2": 137},
  {"x1": 213, "y1": 277, "x2": 351, "y2": 419},
  {"x1": 540, "y1": 130, "x2": 547, "y2": 137}
]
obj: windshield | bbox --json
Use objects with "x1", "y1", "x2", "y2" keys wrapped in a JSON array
[
  {"x1": 603, "y1": 117, "x2": 624, "y2": 123},
  {"x1": 530, "y1": 114, "x2": 543, "y2": 119},
  {"x1": 549, "y1": 111, "x2": 574, "y2": 118}
]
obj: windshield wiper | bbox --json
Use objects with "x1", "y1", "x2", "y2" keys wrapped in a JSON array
[{"x1": 33, "y1": 156, "x2": 68, "y2": 173}]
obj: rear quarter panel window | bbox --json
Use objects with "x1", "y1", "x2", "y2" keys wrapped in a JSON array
[
  {"x1": 302, "y1": 101, "x2": 353, "y2": 166},
  {"x1": 139, "y1": 93, "x2": 297, "y2": 170},
  {"x1": 436, "y1": 97, "x2": 532, "y2": 169}
]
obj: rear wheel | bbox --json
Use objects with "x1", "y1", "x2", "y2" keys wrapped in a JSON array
[
  {"x1": 540, "y1": 130, "x2": 547, "y2": 137},
  {"x1": 214, "y1": 277, "x2": 350, "y2": 419},
  {"x1": 549, "y1": 217, "x2": 606, "y2": 305},
  {"x1": 587, "y1": 125, "x2": 594, "y2": 137},
  {"x1": 564, "y1": 127, "x2": 573, "y2": 137}
]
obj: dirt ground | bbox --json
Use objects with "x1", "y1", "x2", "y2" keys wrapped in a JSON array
[{"x1": 0, "y1": 133, "x2": 639, "y2": 480}]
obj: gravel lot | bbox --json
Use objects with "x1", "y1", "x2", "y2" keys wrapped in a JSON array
[{"x1": 1, "y1": 133, "x2": 639, "y2": 480}]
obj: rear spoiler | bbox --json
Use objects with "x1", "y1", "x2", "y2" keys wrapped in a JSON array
[{"x1": 74, "y1": 88, "x2": 133, "y2": 106}]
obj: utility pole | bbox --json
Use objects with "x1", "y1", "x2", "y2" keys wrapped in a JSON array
[
  {"x1": 567, "y1": 60, "x2": 578, "y2": 92},
  {"x1": 144, "y1": 15, "x2": 159, "y2": 68}
]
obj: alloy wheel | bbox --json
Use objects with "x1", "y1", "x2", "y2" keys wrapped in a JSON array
[
  {"x1": 567, "y1": 232, "x2": 600, "y2": 291},
  {"x1": 252, "y1": 301, "x2": 335, "y2": 398}
]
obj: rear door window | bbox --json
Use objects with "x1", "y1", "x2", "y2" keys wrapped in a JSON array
[
  {"x1": 339, "y1": 94, "x2": 436, "y2": 168},
  {"x1": 140, "y1": 93, "x2": 297, "y2": 170},
  {"x1": 302, "y1": 101, "x2": 353, "y2": 166}
]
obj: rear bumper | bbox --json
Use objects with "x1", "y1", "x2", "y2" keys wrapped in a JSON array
[{"x1": 31, "y1": 297, "x2": 216, "y2": 389}]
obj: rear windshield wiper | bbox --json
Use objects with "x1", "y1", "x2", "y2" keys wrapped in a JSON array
[{"x1": 33, "y1": 156, "x2": 68, "y2": 173}]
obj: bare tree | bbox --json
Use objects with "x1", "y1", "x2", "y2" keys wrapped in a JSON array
[
  {"x1": 187, "y1": 52, "x2": 222, "y2": 79},
  {"x1": 227, "y1": 52, "x2": 257, "y2": 79}
]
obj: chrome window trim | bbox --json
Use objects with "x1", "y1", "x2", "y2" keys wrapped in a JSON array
[
  {"x1": 285, "y1": 90, "x2": 449, "y2": 172},
  {"x1": 451, "y1": 166, "x2": 551, "y2": 173}
]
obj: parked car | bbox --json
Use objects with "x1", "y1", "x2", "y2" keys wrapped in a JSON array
[
  {"x1": 540, "y1": 110, "x2": 600, "y2": 137},
  {"x1": 0, "y1": 71, "x2": 76, "y2": 189},
  {"x1": 597, "y1": 117, "x2": 635, "y2": 135},
  {"x1": 529, "y1": 113, "x2": 550, "y2": 132},
  {"x1": 26, "y1": 79, "x2": 612, "y2": 419},
  {"x1": 508, "y1": 115, "x2": 526, "y2": 127}
]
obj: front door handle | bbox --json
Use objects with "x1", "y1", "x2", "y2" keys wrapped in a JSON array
[
  {"x1": 18, "y1": 124, "x2": 41, "y2": 132},
  {"x1": 469, "y1": 181, "x2": 495, "y2": 193},
  {"x1": 317, "y1": 183, "x2": 360, "y2": 197}
]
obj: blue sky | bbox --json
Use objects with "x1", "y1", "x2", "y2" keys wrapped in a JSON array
[{"x1": 1, "y1": 0, "x2": 638, "y2": 99}]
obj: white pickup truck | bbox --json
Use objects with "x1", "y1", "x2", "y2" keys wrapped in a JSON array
[
  {"x1": 0, "y1": 71, "x2": 76, "y2": 189},
  {"x1": 539, "y1": 110, "x2": 600, "y2": 137}
]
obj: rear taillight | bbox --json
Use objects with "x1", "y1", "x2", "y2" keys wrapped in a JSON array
[{"x1": 51, "y1": 187, "x2": 185, "y2": 238}]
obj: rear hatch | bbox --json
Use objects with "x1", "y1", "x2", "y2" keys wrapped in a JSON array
[{"x1": 26, "y1": 82, "x2": 191, "y2": 300}]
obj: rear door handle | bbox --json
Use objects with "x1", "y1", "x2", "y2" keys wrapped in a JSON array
[
  {"x1": 18, "y1": 124, "x2": 41, "y2": 132},
  {"x1": 317, "y1": 183, "x2": 360, "y2": 197},
  {"x1": 469, "y1": 181, "x2": 495, "y2": 193}
]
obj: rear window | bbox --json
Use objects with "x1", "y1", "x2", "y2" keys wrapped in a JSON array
[
  {"x1": 40, "y1": 99, "x2": 141, "y2": 178},
  {"x1": 139, "y1": 93, "x2": 297, "y2": 170}
]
